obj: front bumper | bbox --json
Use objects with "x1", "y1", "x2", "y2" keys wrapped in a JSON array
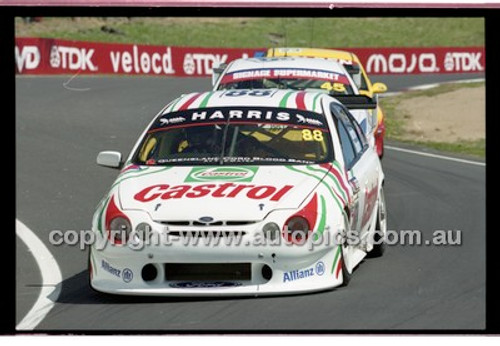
[{"x1": 89, "y1": 225, "x2": 343, "y2": 296}]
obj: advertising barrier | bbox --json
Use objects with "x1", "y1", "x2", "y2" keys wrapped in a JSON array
[
  {"x1": 350, "y1": 47, "x2": 485, "y2": 75},
  {"x1": 15, "y1": 37, "x2": 485, "y2": 76}
]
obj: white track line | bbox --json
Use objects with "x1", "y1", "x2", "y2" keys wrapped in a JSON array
[
  {"x1": 379, "y1": 78, "x2": 485, "y2": 98},
  {"x1": 407, "y1": 78, "x2": 485, "y2": 91},
  {"x1": 386, "y1": 145, "x2": 485, "y2": 167},
  {"x1": 16, "y1": 219, "x2": 62, "y2": 330}
]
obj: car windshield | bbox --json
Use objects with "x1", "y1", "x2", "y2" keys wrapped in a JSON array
[
  {"x1": 217, "y1": 68, "x2": 355, "y2": 95},
  {"x1": 133, "y1": 106, "x2": 333, "y2": 166}
]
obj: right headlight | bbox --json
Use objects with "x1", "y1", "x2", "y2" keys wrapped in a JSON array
[
  {"x1": 135, "y1": 222, "x2": 153, "y2": 241},
  {"x1": 283, "y1": 216, "x2": 310, "y2": 244}
]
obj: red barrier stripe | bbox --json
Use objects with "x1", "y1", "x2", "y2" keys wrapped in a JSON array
[{"x1": 14, "y1": 37, "x2": 485, "y2": 76}]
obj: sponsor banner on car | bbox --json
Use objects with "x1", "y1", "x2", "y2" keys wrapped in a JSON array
[
  {"x1": 185, "y1": 167, "x2": 258, "y2": 183},
  {"x1": 15, "y1": 37, "x2": 484, "y2": 76},
  {"x1": 219, "y1": 68, "x2": 351, "y2": 84},
  {"x1": 283, "y1": 261, "x2": 325, "y2": 283}
]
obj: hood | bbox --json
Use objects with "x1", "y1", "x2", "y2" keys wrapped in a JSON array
[{"x1": 116, "y1": 165, "x2": 328, "y2": 222}]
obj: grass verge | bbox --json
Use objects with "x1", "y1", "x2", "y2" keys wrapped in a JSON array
[
  {"x1": 380, "y1": 82, "x2": 485, "y2": 158},
  {"x1": 15, "y1": 17, "x2": 484, "y2": 48}
]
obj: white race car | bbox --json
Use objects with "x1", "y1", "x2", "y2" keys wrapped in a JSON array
[
  {"x1": 89, "y1": 89, "x2": 386, "y2": 296},
  {"x1": 212, "y1": 57, "x2": 378, "y2": 149}
]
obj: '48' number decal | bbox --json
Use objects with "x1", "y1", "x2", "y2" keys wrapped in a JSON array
[
  {"x1": 302, "y1": 129, "x2": 324, "y2": 141},
  {"x1": 224, "y1": 90, "x2": 274, "y2": 97}
]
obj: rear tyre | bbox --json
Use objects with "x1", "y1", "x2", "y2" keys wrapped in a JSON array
[
  {"x1": 367, "y1": 186, "x2": 387, "y2": 258},
  {"x1": 378, "y1": 145, "x2": 384, "y2": 160}
]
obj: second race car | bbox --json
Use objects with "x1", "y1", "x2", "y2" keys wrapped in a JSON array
[
  {"x1": 212, "y1": 56, "x2": 379, "y2": 154},
  {"x1": 266, "y1": 48, "x2": 388, "y2": 158}
]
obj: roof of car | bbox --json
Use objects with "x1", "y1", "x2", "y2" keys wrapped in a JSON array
[
  {"x1": 225, "y1": 56, "x2": 351, "y2": 75},
  {"x1": 266, "y1": 47, "x2": 360, "y2": 65},
  {"x1": 163, "y1": 89, "x2": 336, "y2": 115}
]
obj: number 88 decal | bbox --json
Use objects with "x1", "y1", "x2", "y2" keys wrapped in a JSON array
[{"x1": 302, "y1": 129, "x2": 324, "y2": 141}]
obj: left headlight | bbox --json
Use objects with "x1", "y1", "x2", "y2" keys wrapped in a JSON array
[
  {"x1": 108, "y1": 216, "x2": 132, "y2": 245},
  {"x1": 263, "y1": 222, "x2": 280, "y2": 241}
]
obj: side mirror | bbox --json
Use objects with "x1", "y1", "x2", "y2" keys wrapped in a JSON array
[
  {"x1": 344, "y1": 64, "x2": 361, "y2": 75},
  {"x1": 372, "y1": 82, "x2": 388, "y2": 94},
  {"x1": 211, "y1": 63, "x2": 227, "y2": 87},
  {"x1": 331, "y1": 95, "x2": 377, "y2": 110},
  {"x1": 97, "y1": 151, "x2": 123, "y2": 169}
]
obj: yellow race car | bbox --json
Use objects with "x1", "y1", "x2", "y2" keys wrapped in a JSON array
[{"x1": 267, "y1": 47, "x2": 387, "y2": 158}]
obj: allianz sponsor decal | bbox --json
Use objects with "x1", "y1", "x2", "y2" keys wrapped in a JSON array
[
  {"x1": 283, "y1": 261, "x2": 325, "y2": 283},
  {"x1": 101, "y1": 260, "x2": 121, "y2": 278},
  {"x1": 185, "y1": 167, "x2": 258, "y2": 182},
  {"x1": 101, "y1": 260, "x2": 133, "y2": 283}
]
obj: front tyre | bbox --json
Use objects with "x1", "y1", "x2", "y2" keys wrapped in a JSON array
[
  {"x1": 88, "y1": 246, "x2": 100, "y2": 294},
  {"x1": 340, "y1": 213, "x2": 352, "y2": 286},
  {"x1": 367, "y1": 186, "x2": 387, "y2": 258},
  {"x1": 340, "y1": 246, "x2": 352, "y2": 287}
]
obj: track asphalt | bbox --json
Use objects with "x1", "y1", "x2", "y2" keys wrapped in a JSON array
[{"x1": 16, "y1": 75, "x2": 485, "y2": 330}]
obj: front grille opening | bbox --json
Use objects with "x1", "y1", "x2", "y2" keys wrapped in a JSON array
[
  {"x1": 165, "y1": 263, "x2": 251, "y2": 281},
  {"x1": 192, "y1": 221, "x2": 224, "y2": 226},
  {"x1": 158, "y1": 221, "x2": 190, "y2": 226},
  {"x1": 156, "y1": 220, "x2": 257, "y2": 227},
  {"x1": 225, "y1": 221, "x2": 257, "y2": 226},
  {"x1": 167, "y1": 231, "x2": 246, "y2": 238}
]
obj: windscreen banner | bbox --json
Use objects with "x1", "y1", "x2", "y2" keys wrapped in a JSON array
[{"x1": 15, "y1": 37, "x2": 485, "y2": 76}]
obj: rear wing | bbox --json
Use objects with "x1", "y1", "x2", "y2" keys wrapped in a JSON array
[
  {"x1": 332, "y1": 95, "x2": 378, "y2": 134},
  {"x1": 330, "y1": 95, "x2": 377, "y2": 110}
]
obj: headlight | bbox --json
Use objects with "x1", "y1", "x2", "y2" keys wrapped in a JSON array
[
  {"x1": 108, "y1": 216, "x2": 132, "y2": 244},
  {"x1": 262, "y1": 222, "x2": 280, "y2": 241},
  {"x1": 283, "y1": 216, "x2": 310, "y2": 244},
  {"x1": 284, "y1": 216, "x2": 310, "y2": 244},
  {"x1": 135, "y1": 222, "x2": 153, "y2": 241}
]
